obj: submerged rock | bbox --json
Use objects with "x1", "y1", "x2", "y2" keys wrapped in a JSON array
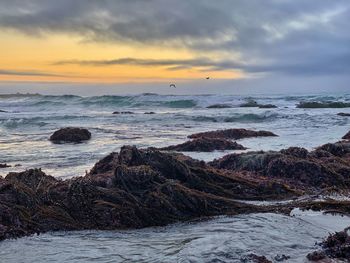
[
  {"x1": 49, "y1": 127, "x2": 91, "y2": 143},
  {"x1": 258, "y1": 104, "x2": 277, "y2": 109},
  {"x1": 337, "y1": 112, "x2": 350, "y2": 117},
  {"x1": 0, "y1": 163, "x2": 11, "y2": 168},
  {"x1": 244, "y1": 254, "x2": 272, "y2": 263},
  {"x1": 144, "y1": 112, "x2": 156, "y2": 114},
  {"x1": 159, "y1": 138, "x2": 246, "y2": 152},
  {"x1": 113, "y1": 111, "x2": 134, "y2": 114},
  {"x1": 189, "y1": 128, "x2": 278, "y2": 140},
  {"x1": 239, "y1": 100, "x2": 259, "y2": 107},
  {"x1": 206, "y1": 104, "x2": 233, "y2": 109},
  {"x1": 297, "y1": 101, "x2": 350, "y2": 108}
]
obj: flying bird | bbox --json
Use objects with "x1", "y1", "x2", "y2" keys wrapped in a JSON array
[{"x1": 170, "y1": 83, "x2": 176, "y2": 88}]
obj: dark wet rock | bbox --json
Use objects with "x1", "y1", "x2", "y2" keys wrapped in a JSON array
[
  {"x1": 188, "y1": 128, "x2": 277, "y2": 140},
  {"x1": 239, "y1": 100, "x2": 277, "y2": 109},
  {"x1": 297, "y1": 101, "x2": 350, "y2": 108},
  {"x1": 316, "y1": 141, "x2": 350, "y2": 157},
  {"x1": 113, "y1": 111, "x2": 134, "y2": 114},
  {"x1": 0, "y1": 146, "x2": 298, "y2": 241},
  {"x1": 338, "y1": 112, "x2": 350, "y2": 117},
  {"x1": 210, "y1": 142, "x2": 350, "y2": 191},
  {"x1": 343, "y1": 131, "x2": 350, "y2": 140},
  {"x1": 144, "y1": 112, "x2": 156, "y2": 114},
  {"x1": 306, "y1": 251, "x2": 327, "y2": 261},
  {"x1": 206, "y1": 104, "x2": 232, "y2": 109},
  {"x1": 308, "y1": 228, "x2": 350, "y2": 261},
  {"x1": 0, "y1": 110, "x2": 7, "y2": 113},
  {"x1": 240, "y1": 100, "x2": 259, "y2": 107},
  {"x1": 258, "y1": 104, "x2": 277, "y2": 109},
  {"x1": 159, "y1": 138, "x2": 246, "y2": 152},
  {"x1": 244, "y1": 254, "x2": 272, "y2": 263},
  {"x1": 49, "y1": 127, "x2": 91, "y2": 143},
  {"x1": 274, "y1": 254, "x2": 290, "y2": 261},
  {"x1": 0, "y1": 164, "x2": 11, "y2": 168}
]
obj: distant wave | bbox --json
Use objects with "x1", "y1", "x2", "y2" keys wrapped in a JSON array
[
  {"x1": 190, "y1": 112, "x2": 278, "y2": 123},
  {"x1": 0, "y1": 93, "x2": 349, "y2": 110}
]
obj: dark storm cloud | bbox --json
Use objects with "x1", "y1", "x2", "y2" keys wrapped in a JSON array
[{"x1": 1, "y1": 0, "x2": 350, "y2": 76}]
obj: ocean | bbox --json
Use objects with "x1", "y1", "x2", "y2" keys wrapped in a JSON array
[{"x1": 0, "y1": 93, "x2": 349, "y2": 262}]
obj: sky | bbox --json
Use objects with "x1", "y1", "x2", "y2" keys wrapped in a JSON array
[{"x1": 0, "y1": 0, "x2": 349, "y2": 95}]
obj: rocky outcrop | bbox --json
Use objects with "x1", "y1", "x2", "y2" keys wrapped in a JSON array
[
  {"x1": 258, "y1": 104, "x2": 277, "y2": 109},
  {"x1": 206, "y1": 104, "x2": 233, "y2": 109},
  {"x1": 0, "y1": 146, "x2": 298, "y2": 241},
  {"x1": 337, "y1": 112, "x2": 350, "y2": 117},
  {"x1": 113, "y1": 111, "x2": 134, "y2": 114},
  {"x1": 343, "y1": 131, "x2": 350, "y2": 140},
  {"x1": 159, "y1": 138, "x2": 246, "y2": 152},
  {"x1": 239, "y1": 100, "x2": 277, "y2": 109},
  {"x1": 209, "y1": 142, "x2": 350, "y2": 191},
  {"x1": 297, "y1": 101, "x2": 350, "y2": 108},
  {"x1": 189, "y1": 128, "x2": 278, "y2": 140},
  {"x1": 0, "y1": 163, "x2": 10, "y2": 168},
  {"x1": 49, "y1": 127, "x2": 91, "y2": 143},
  {"x1": 307, "y1": 228, "x2": 350, "y2": 261}
]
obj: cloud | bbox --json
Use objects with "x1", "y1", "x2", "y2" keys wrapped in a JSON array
[
  {"x1": 0, "y1": 0, "x2": 350, "y2": 76},
  {"x1": 0, "y1": 69, "x2": 68, "y2": 77}
]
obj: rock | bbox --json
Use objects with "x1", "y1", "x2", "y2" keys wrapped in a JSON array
[
  {"x1": 0, "y1": 146, "x2": 298, "y2": 241},
  {"x1": 49, "y1": 127, "x2": 91, "y2": 143},
  {"x1": 343, "y1": 131, "x2": 350, "y2": 140},
  {"x1": 307, "y1": 229, "x2": 350, "y2": 261},
  {"x1": 274, "y1": 254, "x2": 290, "y2": 261},
  {"x1": 258, "y1": 104, "x2": 277, "y2": 109},
  {"x1": 0, "y1": 110, "x2": 7, "y2": 113},
  {"x1": 306, "y1": 251, "x2": 327, "y2": 261},
  {"x1": 0, "y1": 164, "x2": 11, "y2": 168},
  {"x1": 113, "y1": 111, "x2": 134, "y2": 114},
  {"x1": 206, "y1": 104, "x2": 233, "y2": 109},
  {"x1": 210, "y1": 142, "x2": 350, "y2": 191},
  {"x1": 240, "y1": 100, "x2": 259, "y2": 107},
  {"x1": 144, "y1": 112, "x2": 156, "y2": 114},
  {"x1": 239, "y1": 100, "x2": 277, "y2": 109},
  {"x1": 244, "y1": 254, "x2": 272, "y2": 263},
  {"x1": 337, "y1": 112, "x2": 350, "y2": 117},
  {"x1": 159, "y1": 138, "x2": 246, "y2": 152},
  {"x1": 297, "y1": 101, "x2": 350, "y2": 108},
  {"x1": 188, "y1": 128, "x2": 278, "y2": 140}
]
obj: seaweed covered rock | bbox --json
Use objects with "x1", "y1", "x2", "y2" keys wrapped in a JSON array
[
  {"x1": 210, "y1": 143, "x2": 350, "y2": 191},
  {"x1": 343, "y1": 131, "x2": 350, "y2": 140},
  {"x1": 297, "y1": 101, "x2": 350, "y2": 108},
  {"x1": 159, "y1": 138, "x2": 246, "y2": 152},
  {"x1": 0, "y1": 146, "x2": 298, "y2": 241},
  {"x1": 307, "y1": 228, "x2": 350, "y2": 261},
  {"x1": 189, "y1": 128, "x2": 277, "y2": 140},
  {"x1": 49, "y1": 127, "x2": 91, "y2": 143}
]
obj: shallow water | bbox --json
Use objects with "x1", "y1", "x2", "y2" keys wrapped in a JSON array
[
  {"x1": 0, "y1": 210, "x2": 348, "y2": 263},
  {"x1": 0, "y1": 93, "x2": 349, "y2": 179}
]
